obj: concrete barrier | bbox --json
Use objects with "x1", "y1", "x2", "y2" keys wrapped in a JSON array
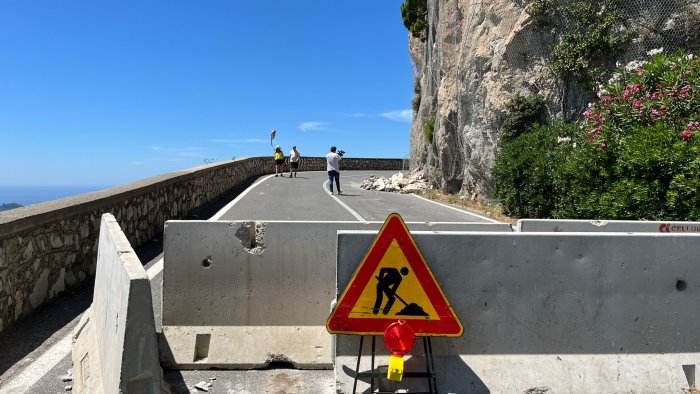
[
  {"x1": 335, "y1": 231, "x2": 700, "y2": 393},
  {"x1": 159, "y1": 220, "x2": 510, "y2": 369},
  {"x1": 518, "y1": 218, "x2": 700, "y2": 233},
  {"x1": 72, "y1": 214, "x2": 164, "y2": 393}
]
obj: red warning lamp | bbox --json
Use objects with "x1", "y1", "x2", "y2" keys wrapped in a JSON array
[
  {"x1": 384, "y1": 320, "x2": 416, "y2": 355},
  {"x1": 384, "y1": 320, "x2": 416, "y2": 382}
]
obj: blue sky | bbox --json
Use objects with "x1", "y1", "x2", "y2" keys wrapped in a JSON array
[{"x1": 0, "y1": 1, "x2": 413, "y2": 187}]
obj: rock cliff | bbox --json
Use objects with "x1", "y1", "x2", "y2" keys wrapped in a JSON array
[{"x1": 409, "y1": 0, "x2": 700, "y2": 198}]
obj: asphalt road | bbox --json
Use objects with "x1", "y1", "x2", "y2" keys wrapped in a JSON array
[
  {"x1": 0, "y1": 170, "x2": 498, "y2": 394},
  {"x1": 215, "y1": 170, "x2": 496, "y2": 223}
]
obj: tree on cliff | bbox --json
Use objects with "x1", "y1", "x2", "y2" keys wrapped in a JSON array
[{"x1": 401, "y1": 0, "x2": 428, "y2": 41}]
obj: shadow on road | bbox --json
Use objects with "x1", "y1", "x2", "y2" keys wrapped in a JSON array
[{"x1": 0, "y1": 279, "x2": 93, "y2": 377}]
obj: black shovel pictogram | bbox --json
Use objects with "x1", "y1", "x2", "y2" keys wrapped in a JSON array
[{"x1": 373, "y1": 267, "x2": 429, "y2": 317}]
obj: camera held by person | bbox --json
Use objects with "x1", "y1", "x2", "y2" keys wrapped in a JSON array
[{"x1": 337, "y1": 149, "x2": 345, "y2": 157}]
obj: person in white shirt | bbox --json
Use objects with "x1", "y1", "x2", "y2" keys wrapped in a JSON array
[
  {"x1": 326, "y1": 146, "x2": 342, "y2": 194},
  {"x1": 289, "y1": 146, "x2": 301, "y2": 178}
]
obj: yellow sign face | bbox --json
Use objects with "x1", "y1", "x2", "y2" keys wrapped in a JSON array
[{"x1": 348, "y1": 239, "x2": 440, "y2": 321}]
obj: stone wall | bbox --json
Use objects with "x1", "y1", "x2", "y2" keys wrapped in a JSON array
[{"x1": 0, "y1": 156, "x2": 402, "y2": 333}]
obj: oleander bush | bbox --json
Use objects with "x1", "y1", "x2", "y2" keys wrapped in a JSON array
[
  {"x1": 494, "y1": 50, "x2": 700, "y2": 220},
  {"x1": 493, "y1": 121, "x2": 575, "y2": 218}
]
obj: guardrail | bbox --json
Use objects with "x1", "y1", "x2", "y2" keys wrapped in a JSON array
[{"x1": 0, "y1": 156, "x2": 402, "y2": 333}]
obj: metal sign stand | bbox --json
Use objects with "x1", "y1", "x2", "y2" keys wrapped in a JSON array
[{"x1": 352, "y1": 335, "x2": 438, "y2": 394}]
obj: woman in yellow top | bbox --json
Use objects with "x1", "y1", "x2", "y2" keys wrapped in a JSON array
[{"x1": 274, "y1": 145, "x2": 285, "y2": 177}]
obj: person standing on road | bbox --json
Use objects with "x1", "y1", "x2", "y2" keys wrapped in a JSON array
[
  {"x1": 326, "y1": 146, "x2": 342, "y2": 194},
  {"x1": 274, "y1": 145, "x2": 285, "y2": 177},
  {"x1": 289, "y1": 145, "x2": 301, "y2": 178}
]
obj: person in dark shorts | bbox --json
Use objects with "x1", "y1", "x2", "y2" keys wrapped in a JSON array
[
  {"x1": 274, "y1": 145, "x2": 285, "y2": 177},
  {"x1": 289, "y1": 145, "x2": 300, "y2": 177}
]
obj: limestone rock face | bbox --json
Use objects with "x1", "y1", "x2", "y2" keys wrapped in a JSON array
[{"x1": 408, "y1": 0, "x2": 700, "y2": 198}]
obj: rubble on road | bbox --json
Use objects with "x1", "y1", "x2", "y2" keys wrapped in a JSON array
[
  {"x1": 194, "y1": 380, "x2": 211, "y2": 391},
  {"x1": 359, "y1": 172, "x2": 431, "y2": 194}
]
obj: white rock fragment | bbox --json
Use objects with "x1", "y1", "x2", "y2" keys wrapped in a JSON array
[
  {"x1": 62, "y1": 368, "x2": 73, "y2": 382},
  {"x1": 359, "y1": 172, "x2": 431, "y2": 194},
  {"x1": 195, "y1": 381, "x2": 212, "y2": 391}
]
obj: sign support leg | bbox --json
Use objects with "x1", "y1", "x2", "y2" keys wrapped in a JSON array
[
  {"x1": 371, "y1": 335, "x2": 376, "y2": 393},
  {"x1": 352, "y1": 336, "x2": 364, "y2": 394},
  {"x1": 352, "y1": 335, "x2": 438, "y2": 394},
  {"x1": 424, "y1": 337, "x2": 438, "y2": 394}
]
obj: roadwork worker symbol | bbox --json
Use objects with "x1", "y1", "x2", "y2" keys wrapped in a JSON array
[{"x1": 373, "y1": 266, "x2": 428, "y2": 317}]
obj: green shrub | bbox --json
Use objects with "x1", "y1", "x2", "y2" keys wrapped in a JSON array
[
  {"x1": 424, "y1": 114, "x2": 435, "y2": 143},
  {"x1": 493, "y1": 121, "x2": 576, "y2": 218},
  {"x1": 495, "y1": 50, "x2": 700, "y2": 220},
  {"x1": 500, "y1": 94, "x2": 547, "y2": 141},
  {"x1": 401, "y1": 0, "x2": 428, "y2": 41}
]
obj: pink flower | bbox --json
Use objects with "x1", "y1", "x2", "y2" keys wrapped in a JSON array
[
  {"x1": 594, "y1": 126, "x2": 603, "y2": 135},
  {"x1": 638, "y1": 69, "x2": 645, "y2": 76},
  {"x1": 682, "y1": 130, "x2": 692, "y2": 141},
  {"x1": 599, "y1": 142, "x2": 606, "y2": 151}
]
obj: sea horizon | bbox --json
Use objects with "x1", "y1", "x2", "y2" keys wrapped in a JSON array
[{"x1": 0, "y1": 185, "x2": 113, "y2": 207}]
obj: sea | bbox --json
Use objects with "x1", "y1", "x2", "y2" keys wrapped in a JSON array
[{"x1": 0, "y1": 185, "x2": 112, "y2": 208}]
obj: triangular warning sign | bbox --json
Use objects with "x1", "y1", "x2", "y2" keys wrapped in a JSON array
[{"x1": 327, "y1": 213, "x2": 463, "y2": 336}]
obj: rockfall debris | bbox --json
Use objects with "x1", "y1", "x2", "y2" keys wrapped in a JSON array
[{"x1": 359, "y1": 172, "x2": 431, "y2": 194}]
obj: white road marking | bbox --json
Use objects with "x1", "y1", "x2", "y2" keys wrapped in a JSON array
[
  {"x1": 147, "y1": 258, "x2": 163, "y2": 279},
  {"x1": 0, "y1": 333, "x2": 72, "y2": 394},
  {"x1": 323, "y1": 180, "x2": 366, "y2": 222},
  {"x1": 411, "y1": 194, "x2": 501, "y2": 223},
  {"x1": 209, "y1": 174, "x2": 276, "y2": 220}
]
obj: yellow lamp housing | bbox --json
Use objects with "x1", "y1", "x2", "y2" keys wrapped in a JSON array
[{"x1": 387, "y1": 354, "x2": 405, "y2": 382}]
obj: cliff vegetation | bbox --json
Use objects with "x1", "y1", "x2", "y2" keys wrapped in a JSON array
[{"x1": 403, "y1": 0, "x2": 700, "y2": 219}]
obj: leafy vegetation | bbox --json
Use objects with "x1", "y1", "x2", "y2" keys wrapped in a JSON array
[
  {"x1": 494, "y1": 50, "x2": 700, "y2": 220},
  {"x1": 424, "y1": 114, "x2": 436, "y2": 143},
  {"x1": 401, "y1": 0, "x2": 428, "y2": 41},
  {"x1": 500, "y1": 94, "x2": 547, "y2": 142},
  {"x1": 526, "y1": 0, "x2": 633, "y2": 116}
]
